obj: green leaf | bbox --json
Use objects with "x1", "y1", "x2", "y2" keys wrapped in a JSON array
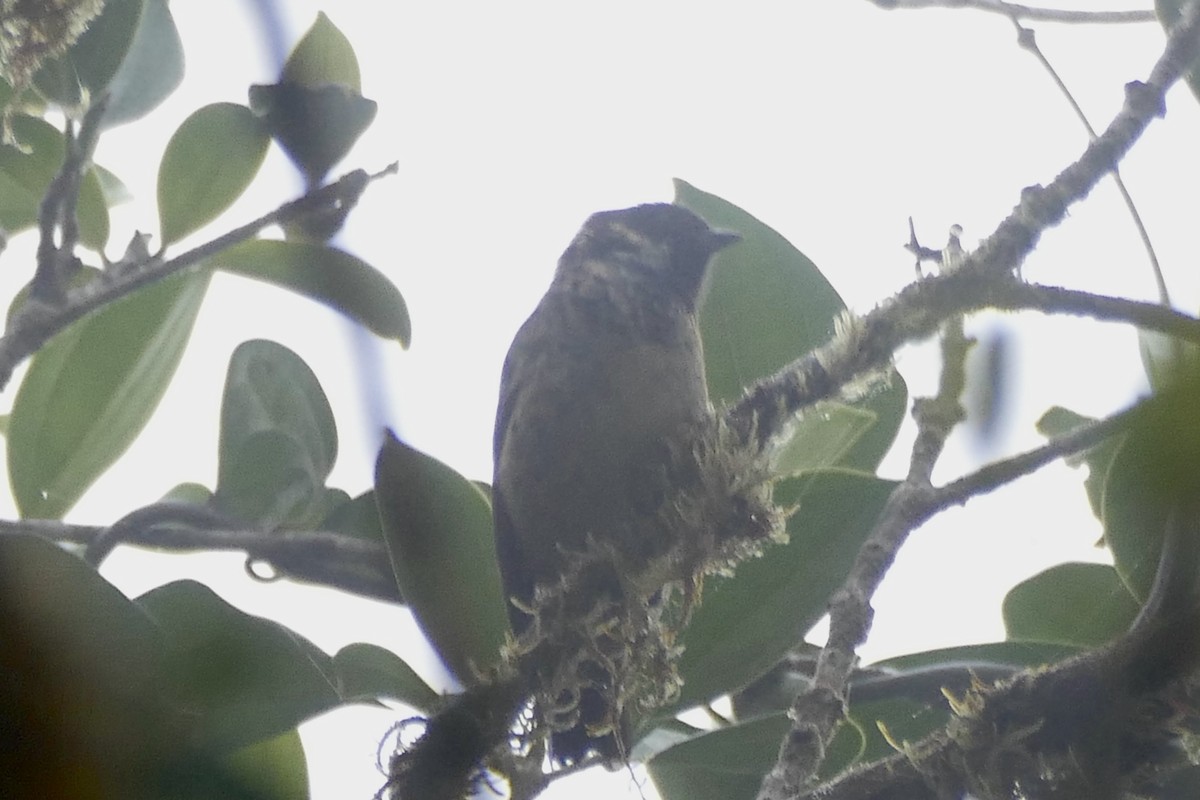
[
  {"x1": 1036, "y1": 406, "x2": 1124, "y2": 520},
  {"x1": 102, "y1": 0, "x2": 185, "y2": 128},
  {"x1": 1002, "y1": 562, "x2": 1140, "y2": 647},
  {"x1": 282, "y1": 13, "x2": 362, "y2": 91},
  {"x1": 213, "y1": 340, "x2": 338, "y2": 528},
  {"x1": 670, "y1": 471, "x2": 895, "y2": 712},
  {"x1": 647, "y1": 714, "x2": 862, "y2": 799},
  {"x1": 0, "y1": 533, "x2": 163, "y2": 690},
  {"x1": 9, "y1": 269, "x2": 210, "y2": 518},
  {"x1": 157, "y1": 102, "x2": 269, "y2": 246},
  {"x1": 679, "y1": 180, "x2": 841, "y2": 404},
  {"x1": 162, "y1": 481, "x2": 214, "y2": 505},
  {"x1": 772, "y1": 403, "x2": 877, "y2": 476},
  {"x1": 322, "y1": 489, "x2": 386, "y2": 543},
  {"x1": 0, "y1": 534, "x2": 192, "y2": 797},
  {"x1": 32, "y1": 0, "x2": 143, "y2": 112},
  {"x1": 1103, "y1": 382, "x2": 1200, "y2": 602},
  {"x1": 374, "y1": 431, "x2": 509, "y2": 684},
  {"x1": 333, "y1": 642, "x2": 440, "y2": 712},
  {"x1": 677, "y1": 180, "x2": 906, "y2": 472},
  {"x1": 213, "y1": 239, "x2": 410, "y2": 345},
  {"x1": 648, "y1": 714, "x2": 791, "y2": 800},
  {"x1": 225, "y1": 730, "x2": 309, "y2": 800},
  {"x1": 0, "y1": 115, "x2": 110, "y2": 249},
  {"x1": 136, "y1": 580, "x2": 343, "y2": 753}
]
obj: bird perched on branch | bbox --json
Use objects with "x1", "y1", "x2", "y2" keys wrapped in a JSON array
[{"x1": 492, "y1": 203, "x2": 740, "y2": 765}]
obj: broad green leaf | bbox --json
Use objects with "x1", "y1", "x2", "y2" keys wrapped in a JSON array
[
  {"x1": 213, "y1": 340, "x2": 338, "y2": 528},
  {"x1": 772, "y1": 403, "x2": 876, "y2": 476},
  {"x1": 282, "y1": 13, "x2": 362, "y2": 91},
  {"x1": 0, "y1": 115, "x2": 110, "y2": 249},
  {"x1": 669, "y1": 471, "x2": 895, "y2": 712},
  {"x1": 1103, "y1": 382, "x2": 1200, "y2": 601},
  {"x1": 0, "y1": 533, "x2": 162, "y2": 690},
  {"x1": 9, "y1": 269, "x2": 210, "y2": 518},
  {"x1": 1036, "y1": 406, "x2": 1125, "y2": 520},
  {"x1": 648, "y1": 715, "x2": 789, "y2": 800},
  {"x1": 33, "y1": 0, "x2": 143, "y2": 112},
  {"x1": 157, "y1": 102, "x2": 269, "y2": 246},
  {"x1": 103, "y1": 0, "x2": 185, "y2": 128},
  {"x1": 1002, "y1": 562, "x2": 1140, "y2": 647},
  {"x1": 0, "y1": 534, "x2": 188, "y2": 798},
  {"x1": 678, "y1": 180, "x2": 905, "y2": 472},
  {"x1": 374, "y1": 431, "x2": 509, "y2": 684},
  {"x1": 136, "y1": 580, "x2": 343, "y2": 753},
  {"x1": 321, "y1": 489, "x2": 386, "y2": 544},
  {"x1": 1139, "y1": 326, "x2": 1200, "y2": 393},
  {"x1": 213, "y1": 239, "x2": 410, "y2": 345},
  {"x1": 334, "y1": 642, "x2": 440, "y2": 712},
  {"x1": 226, "y1": 730, "x2": 309, "y2": 800},
  {"x1": 680, "y1": 179, "x2": 842, "y2": 404},
  {"x1": 647, "y1": 713, "x2": 862, "y2": 800},
  {"x1": 216, "y1": 429, "x2": 327, "y2": 528}
]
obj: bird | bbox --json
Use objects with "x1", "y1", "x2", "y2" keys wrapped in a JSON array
[{"x1": 491, "y1": 202, "x2": 739, "y2": 766}]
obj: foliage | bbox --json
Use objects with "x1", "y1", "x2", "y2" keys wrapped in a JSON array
[{"x1": 3, "y1": 4, "x2": 1200, "y2": 800}]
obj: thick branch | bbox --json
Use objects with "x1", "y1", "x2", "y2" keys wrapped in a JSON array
[{"x1": 729, "y1": 1, "x2": 1200, "y2": 452}]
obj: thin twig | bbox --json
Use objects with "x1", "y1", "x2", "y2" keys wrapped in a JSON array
[
  {"x1": 870, "y1": 0, "x2": 1156, "y2": 24},
  {"x1": 934, "y1": 399, "x2": 1142, "y2": 507},
  {"x1": 32, "y1": 95, "x2": 109, "y2": 304},
  {"x1": 0, "y1": 512, "x2": 399, "y2": 602},
  {"x1": 1010, "y1": 16, "x2": 1170, "y2": 305},
  {"x1": 0, "y1": 162, "x2": 399, "y2": 392}
]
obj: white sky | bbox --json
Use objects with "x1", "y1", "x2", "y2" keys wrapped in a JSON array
[{"x1": 5, "y1": 2, "x2": 1197, "y2": 798}]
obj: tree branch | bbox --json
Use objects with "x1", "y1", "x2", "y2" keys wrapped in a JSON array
[
  {"x1": 0, "y1": 162, "x2": 399, "y2": 392},
  {"x1": 758, "y1": 317, "x2": 973, "y2": 799},
  {"x1": 0, "y1": 511, "x2": 400, "y2": 603},
  {"x1": 1009, "y1": 15, "x2": 1170, "y2": 304},
  {"x1": 869, "y1": 0, "x2": 1156, "y2": 24},
  {"x1": 728, "y1": 0, "x2": 1200, "y2": 452}
]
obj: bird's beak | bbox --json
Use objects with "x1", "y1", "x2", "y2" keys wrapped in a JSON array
[{"x1": 709, "y1": 229, "x2": 742, "y2": 253}]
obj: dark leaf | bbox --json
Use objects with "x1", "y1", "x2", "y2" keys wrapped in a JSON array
[
  {"x1": 249, "y1": 81, "x2": 376, "y2": 187},
  {"x1": 374, "y1": 431, "x2": 509, "y2": 684},
  {"x1": 213, "y1": 340, "x2": 338, "y2": 529},
  {"x1": 136, "y1": 580, "x2": 343, "y2": 753},
  {"x1": 213, "y1": 239, "x2": 410, "y2": 345},
  {"x1": 669, "y1": 471, "x2": 895, "y2": 712},
  {"x1": 333, "y1": 643, "x2": 440, "y2": 712}
]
